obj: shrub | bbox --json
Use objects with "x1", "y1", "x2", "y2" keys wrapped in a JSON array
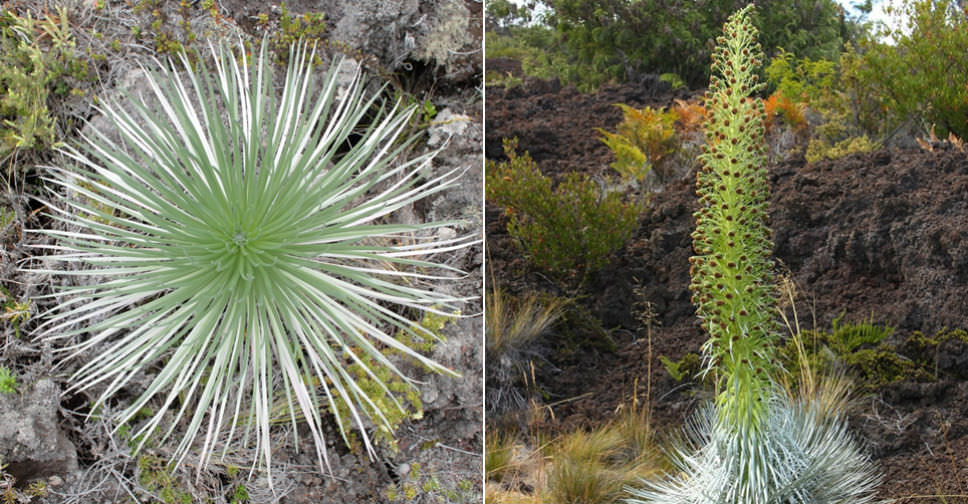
[
  {"x1": 255, "y1": 2, "x2": 327, "y2": 66},
  {"x1": 485, "y1": 138, "x2": 643, "y2": 281},
  {"x1": 765, "y1": 48, "x2": 839, "y2": 107},
  {"x1": 597, "y1": 104, "x2": 679, "y2": 183},
  {"x1": 545, "y1": 0, "x2": 847, "y2": 89},
  {"x1": 842, "y1": 0, "x2": 968, "y2": 139},
  {"x1": 484, "y1": 27, "x2": 598, "y2": 91},
  {"x1": 32, "y1": 40, "x2": 471, "y2": 474},
  {"x1": 779, "y1": 316, "x2": 941, "y2": 393},
  {"x1": 805, "y1": 134, "x2": 877, "y2": 163}
]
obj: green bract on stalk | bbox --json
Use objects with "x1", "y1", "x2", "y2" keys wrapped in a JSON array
[
  {"x1": 30, "y1": 40, "x2": 473, "y2": 475},
  {"x1": 627, "y1": 6, "x2": 879, "y2": 504},
  {"x1": 689, "y1": 4, "x2": 776, "y2": 433}
]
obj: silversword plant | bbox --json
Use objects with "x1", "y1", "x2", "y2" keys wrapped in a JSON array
[
  {"x1": 32, "y1": 40, "x2": 472, "y2": 474},
  {"x1": 627, "y1": 6, "x2": 879, "y2": 503}
]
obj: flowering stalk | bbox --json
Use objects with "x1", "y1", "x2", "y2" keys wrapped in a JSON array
[
  {"x1": 628, "y1": 6, "x2": 879, "y2": 503},
  {"x1": 688, "y1": 4, "x2": 777, "y2": 433}
]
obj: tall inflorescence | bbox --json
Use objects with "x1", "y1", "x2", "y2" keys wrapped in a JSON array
[{"x1": 689, "y1": 4, "x2": 778, "y2": 434}]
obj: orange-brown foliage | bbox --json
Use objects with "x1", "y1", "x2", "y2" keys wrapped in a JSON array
[
  {"x1": 763, "y1": 91, "x2": 806, "y2": 131},
  {"x1": 672, "y1": 98, "x2": 707, "y2": 132}
]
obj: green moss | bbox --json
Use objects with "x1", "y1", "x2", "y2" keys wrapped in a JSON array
[
  {"x1": 230, "y1": 484, "x2": 249, "y2": 504},
  {"x1": 0, "y1": 367, "x2": 16, "y2": 395},
  {"x1": 137, "y1": 455, "x2": 193, "y2": 504},
  {"x1": 332, "y1": 309, "x2": 457, "y2": 451},
  {"x1": 386, "y1": 462, "x2": 478, "y2": 504}
]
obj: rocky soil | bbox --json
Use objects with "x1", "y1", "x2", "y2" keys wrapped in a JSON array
[{"x1": 486, "y1": 76, "x2": 968, "y2": 501}]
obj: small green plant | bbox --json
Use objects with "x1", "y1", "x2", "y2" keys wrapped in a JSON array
[
  {"x1": 329, "y1": 310, "x2": 458, "y2": 451},
  {"x1": 230, "y1": 483, "x2": 249, "y2": 504},
  {"x1": 0, "y1": 7, "x2": 85, "y2": 161},
  {"x1": 33, "y1": 40, "x2": 471, "y2": 475},
  {"x1": 659, "y1": 352, "x2": 701, "y2": 382},
  {"x1": 659, "y1": 72, "x2": 686, "y2": 91},
  {"x1": 597, "y1": 104, "x2": 679, "y2": 183},
  {"x1": 0, "y1": 367, "x2": 17, "y2": 395},
  {"x1": 485, "y1": 138, "x2": 643, "y2": 281},
  {"x1": 256, "y1": 2, "x2": 327, "y2": 66},
  {"x1": 0, "y1": 286, "x2": 30, "y2": 338},
  {"x1": 386, "y1": 461, "x2": 478, "y2": 503},
  {"x1": 628, "y1": 7, "x2": 879, "y2": 503},
  {"x1": 137, "y1": 454, "x2": 193, "y2": 504},
  {"x1": 778, "y1": 314, "x2": 936, "y2": 393},
  {"x1": 24, "y1": 480, "x2": 48, "y2": 498}
]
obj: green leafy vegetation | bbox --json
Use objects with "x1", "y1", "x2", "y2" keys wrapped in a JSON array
[
  {"x1": 385, "y1": 462, "x2": 478, "y2": 504},
  {"x1": 597, "y1": 104, "x2": 678, "y2": 183},
  {"x1": 486, "y1": 138, "x2": 643, "y2": 282},
  {"x1": 779, "y1": 318, "x2": 968, "y2": 393},
  {"x1": 256, "y1": 1, "x2": 328, "y2": 66},
  {"x1": 331, "y1": 310, "x2": 458, "y2": 452},
  {"x1": 847, "y1": 0, "x2": 968, "y2": 139},
  {"x1": 659, "y1": 352, "x2": 702, "y2": 383},
  {"x1": 137, "y1": 454, "x2": 193, "y2": 504}
]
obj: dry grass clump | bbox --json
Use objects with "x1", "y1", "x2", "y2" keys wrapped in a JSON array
[
  {"x1": 485, "y1": 286, "x2": 567, "y2": 415},
  {"x1": 486, "y1": 402, "x2": 663, "y2": 504}
]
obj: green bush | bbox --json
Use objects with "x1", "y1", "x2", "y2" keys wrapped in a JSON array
[
  {"x1": 843, "y1": 0, "x2": 968, "y2": 139},
  {"x1": 486, "y1": 138, "x2": 643, "y2": 282},
  {"x1": 484, "y1": 27, "x2": 598, "y2": 90},
  {"x1": 764, "y1": 50, "x2": 874, "y2": 160},
  {"x1": 805, "y1": 134, "x2": 877, "y2": 163}
]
